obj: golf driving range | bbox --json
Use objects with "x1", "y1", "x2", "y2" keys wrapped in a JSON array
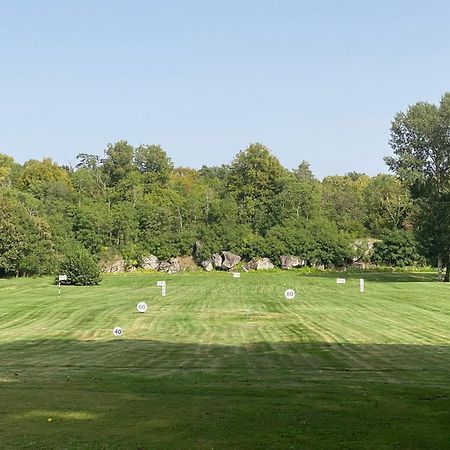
[{"x1": 0, "y1": 271, "x2": 449, "y2": 449}]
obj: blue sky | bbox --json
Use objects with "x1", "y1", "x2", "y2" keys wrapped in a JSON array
[{"x1": 1, "y1": 0, "x2": 449, "y2": 178}]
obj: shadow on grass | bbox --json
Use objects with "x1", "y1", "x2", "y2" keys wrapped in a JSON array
[{"x1": 0, "y1": 338, "x2": 449, "y2": 449}]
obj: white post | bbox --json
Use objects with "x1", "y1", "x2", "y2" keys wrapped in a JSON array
[
  {"x1": 359, "y1": 278, "x2": 365, "y2": 293},
  {"x1": 157, "y1": 281, "x2": 166, "y2": 296}
]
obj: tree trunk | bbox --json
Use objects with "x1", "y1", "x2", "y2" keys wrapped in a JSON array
[
  {"x1": 445, "y1": 255, "x2": 450, "y2": 282},
  {"x1": 437, "y1": 255, "x2": 443, "y2": 281}
]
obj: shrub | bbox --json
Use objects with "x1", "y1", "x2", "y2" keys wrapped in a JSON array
[
  {"x1": 372, "y1": 231, "x2": 423, "y2": 267},
  {"x1": 57, "y1": 248, "x2": 101, "y2": 286}
]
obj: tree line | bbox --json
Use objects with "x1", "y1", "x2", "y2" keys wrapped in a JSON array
[{"x1": 1, "y1": 93, "x2": 449, "y2": 278}]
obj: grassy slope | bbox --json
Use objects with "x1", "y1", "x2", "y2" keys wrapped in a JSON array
[{"x1": 0, "y1": 271, "x2": 449, "y2": 449}]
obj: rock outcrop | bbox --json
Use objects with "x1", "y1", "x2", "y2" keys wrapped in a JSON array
[
  {"x1": 280, "y1": 255, "x2": 305, "y2": 269},
  {"x1": 212, "y1": 253, "x2": 222, "y2": 269},
  {"x1": 244, "y1": 257, "x2": 274, "y2": 271},
  {"x1": 201, "y1": 260, "x2": 214, "y2": 272},
  {"x1": 167, "y1": 257, "x2": 181, "y2": 274},
  {"x1": 158, "y1": 258, "x2": 182, "y2": 274},
  {"x1": 140, "y1": 255, "x2": 160, "y2": 271},
  {"x1": 221, "y1": 251, "x2": 241, "y2": 270},
  {"x1": 101, "y1": 258, "x2": 126, "y2": 273},
  {"x1": 158, "y1": 261, "x2": 171, "y2": 272}
]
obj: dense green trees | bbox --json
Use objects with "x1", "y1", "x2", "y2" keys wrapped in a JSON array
[
  {"x1": 386, "y1": 93, "x2": 450, "y2": 279},
  {"x1": 0, "y1": 195, "x2": 55, "y2": 276},
  {"x1": 2, "y1": 102, "x2": 448, "y2": 278}
]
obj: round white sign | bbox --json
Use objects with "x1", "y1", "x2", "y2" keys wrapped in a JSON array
[
  {"x1": 137, "y1": 302, "x2": 148, "y2": 313},
  {"x1": 112, "y1": 327, "x2": 123, "y2": 337},
  {"x1": 284, "y1": 289, "x2": 296, "y2": 300}
]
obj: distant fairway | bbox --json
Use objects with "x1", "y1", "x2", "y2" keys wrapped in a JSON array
[{"x1": 0, "y1": 271, "x2": 449, "y2": 449}]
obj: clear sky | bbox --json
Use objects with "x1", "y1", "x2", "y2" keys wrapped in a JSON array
[{"x1": 1, "y1": 0, "x2": 449, "y2": 178}]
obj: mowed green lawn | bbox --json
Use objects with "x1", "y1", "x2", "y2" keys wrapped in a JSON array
[{"x1": 0, "y1": 271, "x2": 449, "y2": 450}]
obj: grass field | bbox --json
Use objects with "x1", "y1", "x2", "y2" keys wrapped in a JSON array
[{"x1": 0, "y1": 271, "x2": 449, "y2": 450}]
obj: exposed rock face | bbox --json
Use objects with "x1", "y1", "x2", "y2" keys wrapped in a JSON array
[
  {"x1": 201, "y1": 260, "x2": 214, "y2": 272},
  {"x1": 102, "y1": 258, "x2": 126, "y2": 273},
  {"x1": 351, "y1": 238, "x2": 378, "y2": 261},
  {"x1": 140, "y1": 255, "x2": 160, "y2": 271},
  {"x1": 245, "y1": 257, "x2": 274, "y2": 271},
  {"x1": 158, "y1": 261, "x2": 171, "y2": 272},
  {"x1": 257, "y1": 257, "x2": 274, "y2": 270},
  {"x1": 167, "y1": 257, "x2": 181, "y2": 274},
  {"x1": 350, "y1": 261, "x2": 365, "y2": 269},
  {"x1": 158, "y1": 258, "x2": 181, "y2": 274},
  {"x1": 313, "y1": 260, "x2": 325, "y2": 270},
  {"x1": 212, "y1": 253, "x2": 222, "y2": 269},
  {"x1": 221, "y1": 251, "x2": 241, "y2": 270},
  {"x1": 280, "y1": 255, "x2": 305, "y2": 269}
]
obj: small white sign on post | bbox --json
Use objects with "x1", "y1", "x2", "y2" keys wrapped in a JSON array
[
  {"x1": 112, "y1": 327, "x2": 123, "y2": 338},
  {"x1": 336, "y1": 278, "x2": 346, "y2": 284},
  {"x1": 58, "y1": 274, "x2": 68, "y2": 297},
  {"x1": 137, "y1": 302, "x2": 148, "y2": 313},
  {"x1": 284, "y1": 289, "x2": 296, "y2": 300},
  {"x1": 233, "y1": 272, "x2": 241, "y2": 278},
  {"x1": 157, "y1": 281, "x2": 166, "y2": 297},
  {"x1": 359, "y1": 278, "x2": 365, "y2": 293}
]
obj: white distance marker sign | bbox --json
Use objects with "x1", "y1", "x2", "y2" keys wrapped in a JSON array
[
  {"x1": 58, "y1": 274, "x2": 67, "y2": 282},
  {"x1": 157, "y1": 281, "x2": 166, "y2": 297},
  {"x1": 336, "y1": 278, "x2": 346, "y2": 284},
  {"x1": 284, "y1": 289, "x2": 296, "y2": 300},
  {"x1": 112, "y1": 327, "x2": 123, "y2": 337},
  {"x1": 359, "y1": 278, "x2": 365, "y2": 293},
  {"x1": 137, "y1": 302, "x2": 148, "y2": 313},
  {"x1": 233, "y1": 272, "x2": 241, "y2": 278}
]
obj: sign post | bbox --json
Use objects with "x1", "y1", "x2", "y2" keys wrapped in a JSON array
[
  {"x1": 157, "y1": 281, "x2": 166, "y2": 297},
  {"x1": 359, "y1": 278, "x2": 365, "y2": 293},
  {"x1": 58, "y1": 274, "x2": 67, "y2": 298}
]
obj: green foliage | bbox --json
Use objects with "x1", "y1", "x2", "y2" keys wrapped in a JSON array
[
  {"x1": 385, "y1": 92, "x2": 450, "y2": 277},
  {"x1": 321, "y1": 174, "x2": 369, "y2": 235},
  {"x1": 7, "y1": 99, "x2": 450, "y2": 278},
  {"x1": 134, "y1": 144, "x2": 173, "y2": 187},
  {"x1": 0, "y1": 153, "x2": 16, "y2": 188},
  {"x1": 363, "y1": 174, "x2": 412, "y2": 235},
  {"x1": 18, "y1": 158, "x2": 72, "y2": 199},
  {"x1": 265, "y1": 219, "x2": 352, "y2": 266},
  {"x1": 58, "y1": 248, "x2": 101, "y2": 285},
  {"x1": 102, "y1": 140, "x2": 136, "y2": 186},
  {"x1": 227, "y1": 143, "x2": 286, "y2": 203},
  {"x1": 372, "y1": 231, "x2": 422, "y2": 267},
  {"x1": 0, "y1": 193, "x2": 56, "y2": 276}
]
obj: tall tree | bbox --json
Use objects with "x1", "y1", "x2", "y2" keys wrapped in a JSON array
[
  {"x1": 385, "y1": 92, "x2": 450, "y2": 279},
  {"x1": 0, "y1": 153, "x2": 16, "y2": 188},
  {"x1": 134, "y1": 144, "x2": 173, "y2": 187},
  {"x1": 102, "y1": 141, "x2": 136, "y2": 187},
  {"x1": 363, "y1": 174, "x2": 412, "y2": 235},
  {"x1": 227, "y1": 143, "x2": 286, "y2": 231},
  {"x1": 18, "y1": 158, "x2": 72, "y2": 199}
]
